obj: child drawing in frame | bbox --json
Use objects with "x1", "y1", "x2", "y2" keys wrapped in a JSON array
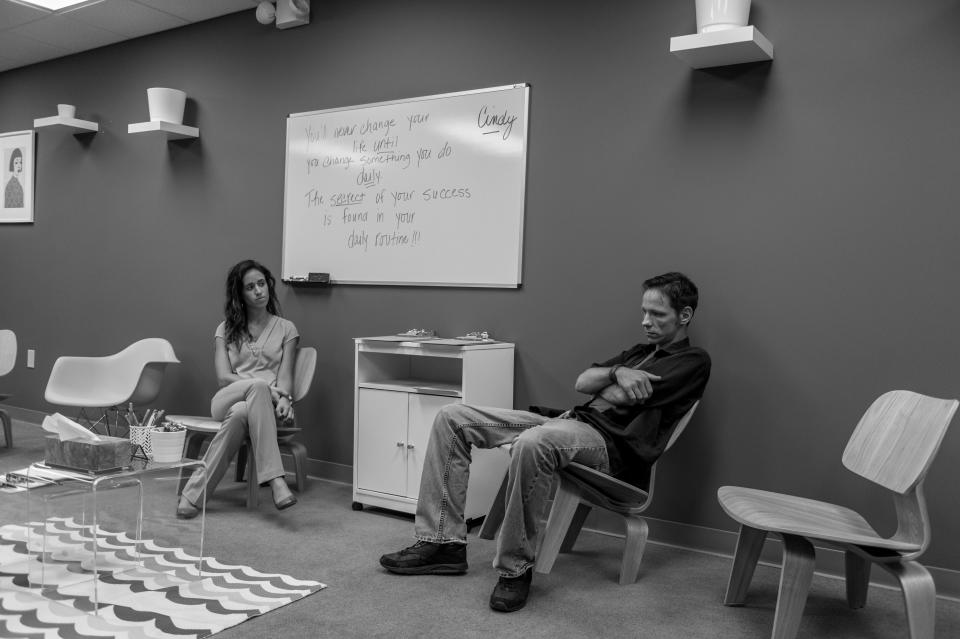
[{"x1": 4, "y1": 147, "x2": 24, "y2": 209}]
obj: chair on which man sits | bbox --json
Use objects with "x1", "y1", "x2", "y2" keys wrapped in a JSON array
[
  {"x1": 717, "y1": 390, "x2": 958, "y2": 639},
  {"x1": 480, "y1": 400, "x2": 699, "y2": 585},
  {"x1": 43, "y1": 337, "x2": 179, "y2": 435},
  {"x1": 0, "y1": 329, "x2": 17, "y2": 448},
  {"x1": 170, "y1": 346, "x2": 317, "y2": 509}
]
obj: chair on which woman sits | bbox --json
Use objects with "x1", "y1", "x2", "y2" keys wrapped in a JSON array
[
  {"x1": 480, "y1": 400, "x2": 699, "y2": 585},
  {"x1": 170, "y1": 346, "x2": 316, "y2": 509},
  {"x1": 717, "y1": 390, "x2": 957, "y2": 639}
]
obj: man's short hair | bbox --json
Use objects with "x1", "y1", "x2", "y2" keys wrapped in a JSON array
[{"x1": 642, "y1": 272, "x2": 698, "y2": 316}]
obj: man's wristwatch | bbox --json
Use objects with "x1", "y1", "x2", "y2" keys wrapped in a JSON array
[{"x1": 608, "y1": 365, "x2": 622, "y2": 383}]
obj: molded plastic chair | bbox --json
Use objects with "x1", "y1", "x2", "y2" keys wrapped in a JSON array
[
  {"x1": 717, "y1": 390, "x2": 958, "y2": 639},
  {"x1": 44, "y1": 338, "x2": 179, "y2": 433},
  {"x1": 0, "y1": 329, "x2": 16, "y2": 448},
  {"x1": 480, "y1": 400, "x2": 699, "y2": 584},
  {"x1": 171, "y1": 346, "x2": 317, "y2": 509}
]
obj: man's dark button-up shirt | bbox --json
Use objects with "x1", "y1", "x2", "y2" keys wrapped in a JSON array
[{"x1": 570, "y1": 338, "x2": 711, "y2": 489}]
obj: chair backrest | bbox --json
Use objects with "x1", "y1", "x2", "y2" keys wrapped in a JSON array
[
  {"x1": 127, "y1": 338, "x2": 180, "y2": 404},
  {"x1": 292, "y1": 347, "x2": 317, "y2": 402},
  {"x1": 664, "y1": 400, "x2": 700, "y2": 453},
  {"x1": 842, "y1": 390, "x2": 958, "y2": 494},
  {"x1": 0, "y1": 330, "x2": 16, "y2": 377}
]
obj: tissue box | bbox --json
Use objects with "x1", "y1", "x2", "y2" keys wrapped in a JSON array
[{"x1": 44, "y1": 435, "x2": 132, "y2": 473}]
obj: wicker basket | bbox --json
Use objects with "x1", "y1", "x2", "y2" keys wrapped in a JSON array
[{"x1": 129, "y1": 424, "x2": 153, "y2": 458}]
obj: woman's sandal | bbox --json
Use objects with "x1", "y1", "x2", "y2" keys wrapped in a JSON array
[
  {"x1": 275, "y1": 493, "x2": 298, "y2": 510},
  {"x1": 176, "y1": 497, "x2": 201, "y2": 519}
]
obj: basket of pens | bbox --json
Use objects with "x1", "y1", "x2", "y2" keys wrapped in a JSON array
[
  {"x1": 125, "y1": 406, "x2": 168, "y2": 460},
  {"x1": 125, "y1": 405, "x2": 161, "y2": 459}
]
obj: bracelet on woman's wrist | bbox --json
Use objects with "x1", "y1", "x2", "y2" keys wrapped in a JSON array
[{"x1": 608, "y1": 365, "x2": 622, "y2": 383}]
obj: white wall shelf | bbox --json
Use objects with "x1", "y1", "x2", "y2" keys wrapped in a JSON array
[
  {"x1": 127, "y1": 121, "x2": 198, "y2": 139},
  {"x1": 33, "y1": 116, "x2": 99, "y2": 133},
  {"x1": 670, "y1": 26, "x2": 773, "y2": 69}
]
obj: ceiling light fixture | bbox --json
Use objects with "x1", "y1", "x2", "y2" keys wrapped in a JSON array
[
  {"x1": 255, "y1": 0, "x2": 310, "y2": 30},
  {"x1": 11, "y1": 0, "x2": 99, "y2": 11}
]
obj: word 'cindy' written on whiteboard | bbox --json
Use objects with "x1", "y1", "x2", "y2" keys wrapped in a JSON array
[{"x1": 297, "y1": 104, "x2": 520, "y2": 252}]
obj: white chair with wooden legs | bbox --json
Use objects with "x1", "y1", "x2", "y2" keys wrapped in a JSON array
[
  {"x1": 170, "y1": 346, "x2": 317, "y2": 509},
  {"x1": 480, "y1": 401, "x2": 699, "y2": 585},
  {"x1": 717, "y1": 390, "x2": 958, "y2": 639},
  {"x1": 43, "y1": 338, "x2": 179, "y2": 435}
]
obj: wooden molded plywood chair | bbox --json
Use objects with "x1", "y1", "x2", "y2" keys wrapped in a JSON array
[
  {"x1": 0, "y1": 329, "x2": 16, "y2": 448},
  {"x1": 43, "y1": 338, "x2": 179, "y2": 434},
  {"x1": 717, "y1": 390, "x2": 958, "y2": 639},
  {"x1": 480, "y1": 400, "x2": 699, "y2": 585},
  {"x1": 171, "y1": 346, "x2": 316, "y2": 509}
]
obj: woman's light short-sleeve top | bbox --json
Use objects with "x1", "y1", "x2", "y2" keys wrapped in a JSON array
[{"x1": 215, "y1": 316, "x2": 299, "y2": 385}]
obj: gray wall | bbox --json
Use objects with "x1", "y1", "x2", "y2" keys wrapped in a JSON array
[{"x1": 3, "y1": 0, "x2": 960, "y2": 572}]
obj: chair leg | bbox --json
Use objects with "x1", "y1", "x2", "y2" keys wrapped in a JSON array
[
  {"x1": 845, "y1": 551, "x2": 872, "y2": 609},
  {"x1": 771, "y1": 534, "x2": 816, "y2": 639},
  {"x1": 0, "y1": 409, "x2": 11, "y2": 448},
  {"x1": 534, "y1": 479, "x2": 583, "y2": 576},
  {"x1": 478, "y1": 475, "x2": 508, "y2": 540},
  {"x1": 559, "y1": 503, "x2": 592, "y2": 553},
  {"x1": 724, "y1": 524, "x2": 768, "y2": 605},
  {"x1": 619, "y1": 515, "x2": 650, "y2": 585},
  {"x1": 235, "y1": 443, "x2": 248, "y2": 482},
  {"x1": 183, "y1": 432, "x2": 208, "y2": 460},
  {"x1": 246, "y1": 443, "x2": 258, "y2": 509},
  {"x1": 283, "y1": 441, "x2": 308, "y2": 492},
  {"x1": 880, "y1": 560, "x2": 936, "y2": 639}
]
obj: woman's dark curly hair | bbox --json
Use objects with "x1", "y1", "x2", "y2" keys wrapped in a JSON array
[{"x1": 223, "y1": 259, "x2": 281, "y2": 346}]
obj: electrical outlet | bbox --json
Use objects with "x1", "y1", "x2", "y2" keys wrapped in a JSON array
[{"x1": 26, "y1": 349, "x2": 35, "y2": 368}]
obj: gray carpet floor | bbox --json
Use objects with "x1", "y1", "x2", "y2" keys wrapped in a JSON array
[{"x1": 2, "y1": 420, "x2": 959, "y2": 638}]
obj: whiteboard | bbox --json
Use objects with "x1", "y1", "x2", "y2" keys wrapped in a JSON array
[{"x1": 282, "y1": 85, "x2": 529, "y2": 287}]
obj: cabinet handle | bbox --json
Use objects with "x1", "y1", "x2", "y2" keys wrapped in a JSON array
[
  {"x1": 406, "y1": 444, "x2": 415, "y2": 449},
  {"x1": 396, "y1": 441, "x2": 405, "y2": 447}
]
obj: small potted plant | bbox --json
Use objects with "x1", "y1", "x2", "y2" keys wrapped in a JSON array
[{"x1": 150, "y1": 420, "x2": 186, "y2": 462}]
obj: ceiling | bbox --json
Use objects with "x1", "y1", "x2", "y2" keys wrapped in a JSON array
[{"x1": 0, "y1": 0, "x2": 258, "y2": 73}]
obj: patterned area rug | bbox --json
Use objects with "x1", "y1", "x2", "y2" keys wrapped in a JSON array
[{"x1": 0, "y1": 519, "x2": 325, "y2": 638}]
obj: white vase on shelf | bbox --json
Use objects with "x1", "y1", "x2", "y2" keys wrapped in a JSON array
[
  {"x1": 146, "y1": 87, "x2": 187, "y2": 123},
  {"x1": 695, "y1": 0, "x2": 751, "y2": 34}
]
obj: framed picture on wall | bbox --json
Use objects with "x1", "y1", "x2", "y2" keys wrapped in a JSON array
[{"x1": 1, "y1": 130, "x2": 35, "y2": 223}]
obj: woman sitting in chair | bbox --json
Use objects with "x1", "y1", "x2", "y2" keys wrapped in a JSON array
[{"x1": 178, "y1": 259, "x2": 299, "y2": 518}]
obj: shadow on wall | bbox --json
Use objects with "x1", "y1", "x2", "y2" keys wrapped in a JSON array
[{"x1": 647, "y1": 309, "x2": 818, "y2": 527}]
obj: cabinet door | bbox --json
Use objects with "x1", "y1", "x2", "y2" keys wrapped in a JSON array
[
  {"x1": 406, "y1": 395, "x2": 461, "y2": 499},
  {"x1": 356, "y1": 388, "x2": 409, "y2": 496}
]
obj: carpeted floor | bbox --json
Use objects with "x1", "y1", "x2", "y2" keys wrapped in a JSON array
[{"x1": 3, "y1": 421, "x2": 960, "y2": 639}]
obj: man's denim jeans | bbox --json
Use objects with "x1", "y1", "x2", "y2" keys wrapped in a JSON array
[{"x1": 414, "y1": 404, "x2": 609, "y2": 577}]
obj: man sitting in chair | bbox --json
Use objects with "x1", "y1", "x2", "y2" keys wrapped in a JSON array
[{"x1": 379, "y1": 272, "x2": 711, "y2": 612}]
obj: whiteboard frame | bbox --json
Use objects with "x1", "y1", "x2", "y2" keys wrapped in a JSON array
[{"x1": 281, "y1": 84, "x2": 530, "y2": 288}]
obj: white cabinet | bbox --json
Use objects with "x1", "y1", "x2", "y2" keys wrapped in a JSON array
[{"x1": 352, "y1": 337, "x2": 515, "y2": 520}]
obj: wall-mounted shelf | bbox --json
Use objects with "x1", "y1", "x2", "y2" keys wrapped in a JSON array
[
  {"x1": 33, "y1": 116, "x2": 99, "y2": 133},
  {"x1": 670, "y1": 26, "x2": 773, "y2": 69},
  {"x1": 127, "y1": 121, "x2": 198, "y2": 139}
]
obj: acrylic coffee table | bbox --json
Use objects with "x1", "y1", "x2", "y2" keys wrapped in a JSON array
[{"x1": 23, "y1": 457, "x2": 206, "y2": 613}]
